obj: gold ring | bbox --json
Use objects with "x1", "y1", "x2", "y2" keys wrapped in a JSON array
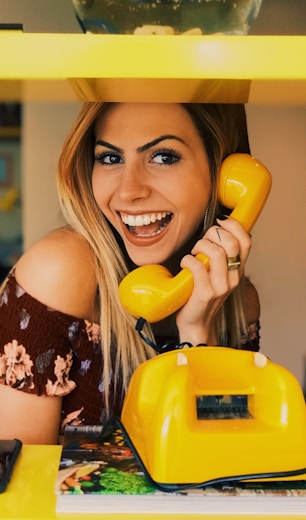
[{"x1": 227, "y1": 254, "x2": 241, "y2": 270}]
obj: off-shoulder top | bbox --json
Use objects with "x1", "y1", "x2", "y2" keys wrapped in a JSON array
[
  {"x1": 0, "y1": 271, "x2": 260, "y2": 433},
  {"x1": 0, "y1": 271, "x2": 123, "y2": 432}
]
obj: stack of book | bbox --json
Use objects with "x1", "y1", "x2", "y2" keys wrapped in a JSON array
[{"x1": 55, "y1": 417, "x2": 306, "y2": 515}]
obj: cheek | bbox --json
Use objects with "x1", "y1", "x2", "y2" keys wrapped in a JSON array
[
  {"x1": 91, "y1": 168, "x2": 99, "y2": 197},
  {"x1": 182, "y1": 190, "x2": 211, "y2": 235},
  {"x1": 188, "y1": 200, "x2": 209, "y2": 230},
  {"x1": 91, "y1": 170, "x2": 108, "y2": 210},
  {"x1": 180, "y1": 179, "x2": 211, "y2": 216}
]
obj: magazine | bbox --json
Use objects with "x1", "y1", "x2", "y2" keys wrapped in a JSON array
[{"x1": 55, "y1": 417, "x2": 306, "y2": 514}]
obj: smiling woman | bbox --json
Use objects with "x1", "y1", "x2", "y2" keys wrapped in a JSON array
[
  {"x1": 0, "y1": 102, "x2": 260, "y2": 444},
  {"x1": 91, "y1": 104, "x2": 212, "y2": 267}
]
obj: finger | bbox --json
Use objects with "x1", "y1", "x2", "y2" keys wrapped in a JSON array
[
  {"x1": 216, "y1": 217, "x2": 252, "y2": 264},
  {"x1": 203, "y1": 225, "x2": 240, "y2": 258},
  {"x1": 187, "y1": 238, "x2": 232, "y2": 294},
  {"x1": 211, "y1": 227, "x2": 243, "y2": 273},
  {"x1": 194, "y1": 225, "x2": 241, "y2": 270},
  {"x1": 197, "y1": 219, "x2": 251, "y2": 273},
  {"x1": 190, "y1": 233, "x2": 242, "y2": 291}
]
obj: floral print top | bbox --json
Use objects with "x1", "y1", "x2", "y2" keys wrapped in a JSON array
[{"x1": 0, "y1": 271, "x2": 123, "y2": 433}]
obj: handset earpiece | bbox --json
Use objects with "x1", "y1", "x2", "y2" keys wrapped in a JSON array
[
  {"x1": 118, "y1": 153, "x2": 272, "y2": 323},
  {"x1": 218, "y1": 153, "x2": 272, "y2": 233}
]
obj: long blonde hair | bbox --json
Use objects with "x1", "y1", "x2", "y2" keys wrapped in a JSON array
[{"x1": 57, "y1": 102, "x2": 251, "y2": 412}]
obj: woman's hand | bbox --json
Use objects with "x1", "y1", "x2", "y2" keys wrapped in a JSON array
[{"x1": 176, "y1": 217, "x2": 252, "y2": 345}]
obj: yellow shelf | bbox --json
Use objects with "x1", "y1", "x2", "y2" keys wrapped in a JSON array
[{"x1": 0, "y1": 33, "x2": 305, "y2": 103}]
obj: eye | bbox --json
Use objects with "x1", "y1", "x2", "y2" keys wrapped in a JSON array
[
  {"x1": 151, "y1": 149, "x2": 181, "y2": 166},
  {"x1": 95, "y1": 152, "x2": 123, "y2": 165}
]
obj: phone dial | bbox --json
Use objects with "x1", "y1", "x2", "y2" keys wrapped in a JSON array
[{"x1": 119, "y1": 153, "x2": 272, "y2": 323}]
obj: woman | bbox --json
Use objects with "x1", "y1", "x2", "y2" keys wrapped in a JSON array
[{"x1": 0, "y1": 103, "x2": 260, "y2": 444}]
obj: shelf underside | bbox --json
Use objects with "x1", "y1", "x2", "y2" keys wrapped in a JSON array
[{"x1": 0, "y1": 34, "x2": 305, "y2": 104}]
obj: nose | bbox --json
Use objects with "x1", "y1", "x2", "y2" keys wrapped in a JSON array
[{"x1": 117, "y1": 162, "x2": 151, "y2": 202}]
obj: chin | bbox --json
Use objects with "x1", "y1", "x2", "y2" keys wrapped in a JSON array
[{"x1": 128, "y1": 250, "x2": 168, "y2": 268}]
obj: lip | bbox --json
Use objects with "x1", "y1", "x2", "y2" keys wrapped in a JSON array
[{"x1": 116, "y1": 210, "x2": 173, "y2": 247}]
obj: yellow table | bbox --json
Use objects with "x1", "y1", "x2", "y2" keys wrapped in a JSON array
[{"x1": 0, "y1": 445, "x2": 305, "y2": 520}]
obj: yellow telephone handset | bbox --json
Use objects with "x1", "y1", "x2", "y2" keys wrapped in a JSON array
[{"x1": 119, "y1": 154, "x2": 272, "y2": 322}]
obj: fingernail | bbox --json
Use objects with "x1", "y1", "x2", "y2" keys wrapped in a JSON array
[{"x1": 216, "y1": 214, "x2": 228, "y2": 221}]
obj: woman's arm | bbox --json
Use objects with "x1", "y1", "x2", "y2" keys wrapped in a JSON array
[
  {"x1": 0, "y1": 228, "x2": 98, "y2": 444},
  {"x1": 0, "y1": 384, "x2": 62, "y2": 444}
]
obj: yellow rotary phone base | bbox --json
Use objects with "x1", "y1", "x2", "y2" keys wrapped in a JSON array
[{"x1": 121, "y1": 347, "x2": 306, "y2": 485}]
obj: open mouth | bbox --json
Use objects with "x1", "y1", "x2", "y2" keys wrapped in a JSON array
[{"x1": 120, "y1": 211, "x2": 173, "y2": 237}]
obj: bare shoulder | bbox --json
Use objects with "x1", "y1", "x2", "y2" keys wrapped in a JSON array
[{"x1": 15, "y1": 228, "x2": 98, "y2": 320}]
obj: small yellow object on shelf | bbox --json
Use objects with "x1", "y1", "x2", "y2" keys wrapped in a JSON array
[{"x1": 0, "y1": 187, "x2": 19, "y2": 212}]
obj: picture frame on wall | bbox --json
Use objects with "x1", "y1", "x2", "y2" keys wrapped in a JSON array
[
  {"x1": 0, "y1": 103, "x2": 22, "y2": 277},
  {"x1": 0, "y1": 139, "x2": 20, "y2": 190},
  {"x1": 0, "y1": 103, "x2": 21, "y2": 138}
]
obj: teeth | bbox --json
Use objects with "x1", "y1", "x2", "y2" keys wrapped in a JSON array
[
  {"x1": 121, "y1": 212, "x2": 170, "y2": 227},
  {"x1": 143, "y1": 215, "x2": 151, "y2": 225}
]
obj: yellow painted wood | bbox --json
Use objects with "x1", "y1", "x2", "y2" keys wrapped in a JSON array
[{"x1": 0, "y1": 33, "x2": 305, "y2": 102}]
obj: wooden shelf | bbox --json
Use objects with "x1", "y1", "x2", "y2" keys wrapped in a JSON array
[{"x1": 0, "y1": 33, "x2": 305, "y2": 103}]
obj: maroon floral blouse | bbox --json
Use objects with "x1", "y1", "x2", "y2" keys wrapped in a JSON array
[{"x1": 0, "y1": 271, "x2": 123, "y2": 433}]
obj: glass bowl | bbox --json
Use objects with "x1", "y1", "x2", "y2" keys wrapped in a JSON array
[{"x1": 72, "y1": 0, "x2": 263, "y2": 35}]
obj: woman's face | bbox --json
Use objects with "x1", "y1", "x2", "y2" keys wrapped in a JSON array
[{"x1": 92, "y1": 103, "x2": 212, "y2": 266}]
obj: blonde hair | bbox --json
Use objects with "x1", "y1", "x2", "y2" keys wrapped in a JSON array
[
  {"x1": 57, "y1": 102, "x2": 251, "y2": 412},
  {"x1": 57, "y1": 103, "x2": 155, "y2": 414}
]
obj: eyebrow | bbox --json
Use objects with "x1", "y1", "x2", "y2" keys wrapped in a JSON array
[
  {"x1": 95, "y1": 140, "x2": 123, "y2": 154},
  {"x1": 95, "y1": 134, "x2": 186, "y2": 154}
]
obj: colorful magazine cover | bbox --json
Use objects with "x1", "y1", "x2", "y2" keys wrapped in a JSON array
[{"x1": 56, "y1": 418, "x2": 156, "y2": 496}]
